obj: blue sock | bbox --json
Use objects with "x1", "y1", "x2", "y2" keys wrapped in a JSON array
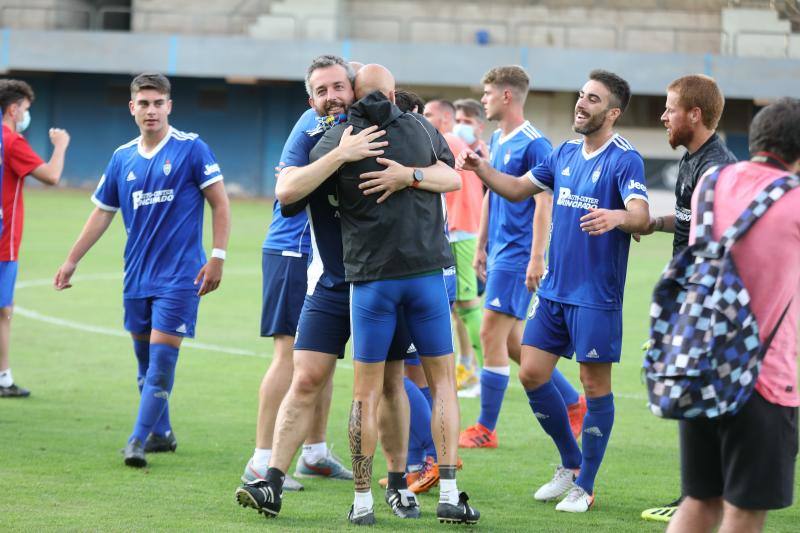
[
  {"x1": 129, "y1": 344, "x2": 179, "y2": 444},
  {"x1": 404, "y1": 378, "x2": 435, "y2": 466},
  {"x1": 576, "y1": 394, "x2": 615, "y2": 495},
  {"x1": 550, "y1": 368, "x2": 580, "y2": 406},
  {"x1": 132, "y1": 339, "x2": 149, "y2": 393},
  {"x1": 419, "y1": 386, "x2": 433, "y2": 409},
  {"x1": 477, "y1": 368, "x2": 509, "y2": 431},
  {"x1": 526, "y1": 381, "x2": 582, "y2": 469}
]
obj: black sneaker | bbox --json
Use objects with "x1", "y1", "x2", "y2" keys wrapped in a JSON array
[
  {"x1": 235, "y1": 480, "x2": 281, "y2": 518},
  {"x1": 123, "y1": 439, "x2": 147, "y2": 468},
  {"x1": 436, "y1": 492, "x2": 480, "y2": 524},
  {"x1": 144, "y1": 431, "x2": 177, "y2": 453},
  {"x1": 0, "y1": 383, "x2": 30, "y2": 398},
  {"x1": 347, "y1": 505, "x2": 375, "y2": 525},
  {"x1": 385, "y1": 488, "x2": 421, "y2": 519}
]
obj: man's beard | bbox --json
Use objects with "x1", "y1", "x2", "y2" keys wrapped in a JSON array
[
  {"x1": 668, "y1": 122, "x2": 694, "y2": 149},
  {"x1": 573, "y1": 109, "x2": 607, "y2": 136}
]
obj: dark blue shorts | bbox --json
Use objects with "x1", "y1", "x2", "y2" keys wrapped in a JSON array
[
  {"x1": 123, "y1": 289, "x2": 201, "y2": 338},
  {"x1": 295, "y1": 284, "x2": 417, "y2": 361},
  {"x1": 260, "y1": 250, "x2": 308, "y2": 337},
  {"x1": 522, "y1": 296, "x2": 622, "y2": 363},
  {"x1": 351, "y1": 272, "x2": 453, "y2": 363},
  {"x1": 484, "y1": 268, "x2": 532, "y2": 320},
  {"x1": 0, "y1": 261, "x2": 18, "y2": 308}
]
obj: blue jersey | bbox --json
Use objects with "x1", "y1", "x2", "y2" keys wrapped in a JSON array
[
  {"x1": 92, "y1": 127, "x2": 223, "y2": 298},
  {"x1": 528, "y1": 134, "x2": 648, "y2": 310},
  {"x1": 262, "y1": 108, "x2": 317, "y2": 255},
  {"x1": 487, "y1": 121, "x2": 552, "y2": 272}
]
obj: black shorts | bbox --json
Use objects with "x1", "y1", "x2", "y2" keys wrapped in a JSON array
[{"x1": 679, "y1": 391, "x2": 798, "y2": 510}]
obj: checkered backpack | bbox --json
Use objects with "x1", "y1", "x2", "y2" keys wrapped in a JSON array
[{"x1": 644, "y1": 166, "x2": 797, "y2": 419}]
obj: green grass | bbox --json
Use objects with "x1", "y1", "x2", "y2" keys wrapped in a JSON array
[{"x1": 1, "y1": 188, "x2": 797, "y2": 532}]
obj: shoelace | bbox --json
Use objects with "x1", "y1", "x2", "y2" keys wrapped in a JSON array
[{"x1": 564, "y1": 487, "x2": 585, "y2": 502}]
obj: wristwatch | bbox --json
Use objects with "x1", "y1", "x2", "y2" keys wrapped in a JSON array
[{"x1": 411, "y1": 168, "x2": 424, "y2": 189}]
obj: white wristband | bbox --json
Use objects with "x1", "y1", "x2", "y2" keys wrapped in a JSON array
[{"x1": 211, "y1": 248, "x2": 226, "y2": 260}]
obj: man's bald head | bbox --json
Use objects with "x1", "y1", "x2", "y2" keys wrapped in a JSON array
[{"x1": 354, "y1": 64, "x2": 396, "y2": 101}]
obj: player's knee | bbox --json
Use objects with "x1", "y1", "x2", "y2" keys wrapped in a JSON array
[
  {"x1": 518, "y1": 365, "x2": 547, "y2": 390},
  {"x1": 291, "y1": 369, "x2": 325, "y2": 397},
  {"x1": 0, "y1": 306, "x2": 12, "y2": 320}
]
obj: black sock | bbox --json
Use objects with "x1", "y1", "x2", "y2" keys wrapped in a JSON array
[
  {"x1": 266, "y1": 467, "x2": 285, "y2": 489},
  {"x1": 387, "y1": 471, "x2": 407, "y2": 491},
  {"x1": 439, "y1": 466, "x2": 457, "y2": 480}
]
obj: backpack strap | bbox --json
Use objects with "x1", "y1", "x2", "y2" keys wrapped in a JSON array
[{"x1": 691, "y1": 165, "x2": 725, "y2": 254}]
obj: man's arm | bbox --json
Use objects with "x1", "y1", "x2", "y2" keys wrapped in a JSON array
[
  {"x1": 194, "y1": 181, "x2": 231, "y2": 296},
  {"x1": 579, "y1": 199, "x2": 650, "y2": 236},
  {"x1": 275, "y1": 125, "x2": 387, "y2": 205},
  {"x1": 641, "y1": 213, "x2": 676, "y2": 236},
  {"x1": 54, "y1": 207, "x2": 115, "y2": 290},
  {"x1": 358, "y1": 159, "x2": 461, "y2": 203},
  {"x1": 473, "y1": 191, "x2": 490, "y2": 283},
  {"x1": 526, "y1": 191, "x2": 552, "y2": 291},
  {"x1": 457, "y1": 148, "x2": 541, "y2": 202},
  {"x1": 30, "y1": 128, "x2": 70, "y2": 185}
]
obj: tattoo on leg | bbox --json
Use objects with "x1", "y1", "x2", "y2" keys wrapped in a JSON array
[
  {"x1": 349, "y1": 401, "x2": 373, "y2": 491},
  {"x1": 439, "y1": 397, "x2": 447, "y2": 459}
]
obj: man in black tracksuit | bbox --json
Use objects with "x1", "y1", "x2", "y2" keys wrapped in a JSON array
[{"x1": 310, "y1": 64, "x2": 480, "y2": 526}]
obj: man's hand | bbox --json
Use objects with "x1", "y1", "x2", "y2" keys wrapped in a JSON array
[
  {"x1": 473, "y1": 247, "x2": 488, "y2": 283},
  {"x1": 49, "y1": 128, "x2": 70, "y2": 149},
  {"x1": 358, "y1": 157, "x2": 413, "y2": 203},
  {"x1": 337, "y1": 125, "x2": 388, "y2": 162},
  {"x1": 632, "y1": 216, "x2": 659, "y2": 242},
  {"x1": 456, "y1": 148, "x2": 483, "y2": 173},
  {"x1": 579, "y1": 207, "x2": 626, "y2": 236},
  {"x1": 53, "y1": 260, "x2": 77, "y2": 290},
  {"x1": 194, "y1": 257, "x2": 224, "y2": 296},
  {"x1": 526, "y1": 255, "x2": 546, "y2": 292}
]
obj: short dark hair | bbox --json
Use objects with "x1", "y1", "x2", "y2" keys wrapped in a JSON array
[
  {"x1": 130, "y1": 72, "x2": 171, "y2": 97},
  {"x1": 395, "y1": 89, "x2": 426, "y2": 113},
  {"x1": 667, "y1": 74, "x2": 725, "y2": 130},
  {"x1": 305, "y1": 54, "x2": 355, "y2": 96},
  {"x1": 589, "y1": 69, "x2": 631, "y2": 115},
  {"x1": 454, "y1": 98, "x2": 484, "y2": 121},
  {"x1": 0, "y1": 79, "x2": 35, "y2": 112},
  {"x1": 749, "y1": 98, "x2": 800, "y2": 165},
  {"x1": 428, "y1": 99, "x2": 455, "y2": 117}
]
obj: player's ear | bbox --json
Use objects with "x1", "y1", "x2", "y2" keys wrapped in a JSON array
[
  {"x1": 308, "y1": 95, "x2": 314, "y2": 109},
  {"x1": 166, "y1": 98, "x2": 173, "y2": 115},
  {"x1": 128, "y1": 99, "x2": 135, "y2": 116}
]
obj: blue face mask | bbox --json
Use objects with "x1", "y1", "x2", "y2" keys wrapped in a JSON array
[
  {"x1": 453, "y1": 122, "x2": 476, "y2": 145},
  {"x1": 16, "y1": 110, "x2": 30, "y2": 133}
]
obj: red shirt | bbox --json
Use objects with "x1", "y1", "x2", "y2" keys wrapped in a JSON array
[
  {"x1": 443, "y1": 133, "x2": 483, "y2": 234},
  {"x1": 1, "y1": 124, "x2": 44, "y2": 261}
]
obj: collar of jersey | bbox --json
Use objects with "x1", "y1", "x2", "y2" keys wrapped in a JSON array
[
  {"x1": 496, "y1": 120, "x2": 531, "y2": 146},
  {"x1": 137, "y1": 126, "x2": 174, "y2": 159},
  {"x1": 581, "y1": 132, "x2": 618, "y2": 161}
]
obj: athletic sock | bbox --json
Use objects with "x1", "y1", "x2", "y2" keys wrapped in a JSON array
[
  {"x1": 132, "y1": 339, "x2": 149, "y2": 393},
  {"x1": 405, "y1": 378, "x2": 436, "y2": 464},
  {"x1": 266, "y1": 466, "x2": 285, "y2": 491},
  {"x1": 129, "y1": 344, "x2": 179, "y2": 444},
  {"x1": 525, "y1": 381, "x2": 582, "y2": 469},
  {"x1": 576, "y1": 393, "x2": 614, "y2": 495},
  {"x1": 387, "y1": 471, "x2": 407, "y2": 491},
  {"x1": 354, "y1": 490, "x2": 373, "y2": 510},
  {"x1": 253, "y1": 448, "x2": 271, "y2": 470},
  {"x1": 550, "y1": 368, "x2": 580, "y2": 406},
  {"x1": 302, "y1": 441, "x2": 327, "y2": 463},
  {"x1": 0, "y1": 368, "x2": 13, "y2": 387},
  {"x1": 439, "y1": 466, "x2": 459, "y2": 505},
  {"x1": 477, "y1": 366, "x2": 509, "y2": 431},
  {"x1": 456, "y1": 305, "x2": 483, "y2": 368}
]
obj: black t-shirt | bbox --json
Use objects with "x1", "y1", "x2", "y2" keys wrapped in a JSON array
[
  {"x1": 673, "y1": 133, "x2": 737, "y2": 255},
  {"x1": 310, "y1": 91, "x2": 455, "y2": 282}
]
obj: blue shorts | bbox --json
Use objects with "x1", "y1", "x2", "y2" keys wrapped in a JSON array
[
  {"x1": 260, "y1": 250, "x2": 308, "y2": 337},
  {"x1": 483, "y1": 268, "x2": 532, "y2": 320},
  {"x1": 443, "y1": 266, "x2": 456, "y2": 305},
  {"x1": 295, "y1": 284, "x2": 417, "y2": 361},
  {"x1": 351, "y1": 272, "x2": 453, "y2": 363},
  {"x1": 0, "y1": 261, "x2": 18, "y2": 308},
  {"x1": 522, "y1": 296, "x2": 622, "y2": 363},
  {"x1": 123, "y1": 290, "x2": 201, "y2": 338}
]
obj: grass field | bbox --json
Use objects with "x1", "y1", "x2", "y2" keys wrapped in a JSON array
[{"x1": 1, "y1": 188, "x2": 797, "y2": 532}]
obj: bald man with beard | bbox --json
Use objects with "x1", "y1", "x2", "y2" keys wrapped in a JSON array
[{"x1": 307, "y1": 64, "x2": 481, "y2": 526}]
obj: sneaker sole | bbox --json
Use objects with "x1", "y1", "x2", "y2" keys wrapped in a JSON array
[
  {"x1": 124, "y1": 456, "x2": 147, "y2": 468},
  {"x1": 437, "y1": 517, "x2": 479, "y2": 524},
  {"x1": 235, "y1": 489, "x2": 278, "y2": 518},
  {"x1": 293, "y1": 471, "x2": 352, "y2": 480}
]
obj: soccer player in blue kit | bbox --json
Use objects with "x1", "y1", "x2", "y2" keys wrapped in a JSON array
[
  {"x1": 54, "y1": 73, "x2": 231, "y2": 468},
  {"x1": 457, "y1": 70, "x2": 650, "y2": 513}
]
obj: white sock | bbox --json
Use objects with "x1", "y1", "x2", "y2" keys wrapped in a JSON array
[
  {"x1": 252, "y1": 448, "x2": 271, "y2": 469},
  {"x1": 0, "y1": 369, "x2": 13, "y2": 387},
  {"x1": 483, "y1": 365, "x2": 510, "y2": 376},
  {"x1": 354, "y1": 490, "x2": 373, "y2": 510},
  {"x1": 302, "y1": 441, "x2": 327, "y2": 463},
  {"x1": 439, "y1": 478, "x2": 459, "y2": 505}
]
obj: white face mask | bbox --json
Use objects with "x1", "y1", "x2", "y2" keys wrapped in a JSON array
[
  {"x1": 453, "y1": 122, "x2": 476, "y2": 145},
  {"x1": 16, "y1": 110, "x2": 30, "y2": 133}
]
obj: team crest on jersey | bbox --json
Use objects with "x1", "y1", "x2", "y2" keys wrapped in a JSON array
[
  {"x1": 163, "y1": 159, "x2": 172, "y2": 176},
  {"x1": 591, "y1": 169, "x2": 601, "y2": 183},
  {"x1": 503, "y1": 149, "x2": 511, "y2": 165}
]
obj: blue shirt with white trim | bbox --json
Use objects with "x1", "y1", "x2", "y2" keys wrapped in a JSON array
[
  {"x1": 263, "y1": 108, "x2": 316, "y2": 255},
  {"x1": 487, "y1": 121, "x2": 552, "y2": 272},
  {"x1": 528, "y1": 133, "x2": 648, "y2": 310},
  {"x1": 92, "y1": 126, "x2": 223, "y2": 298}
]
